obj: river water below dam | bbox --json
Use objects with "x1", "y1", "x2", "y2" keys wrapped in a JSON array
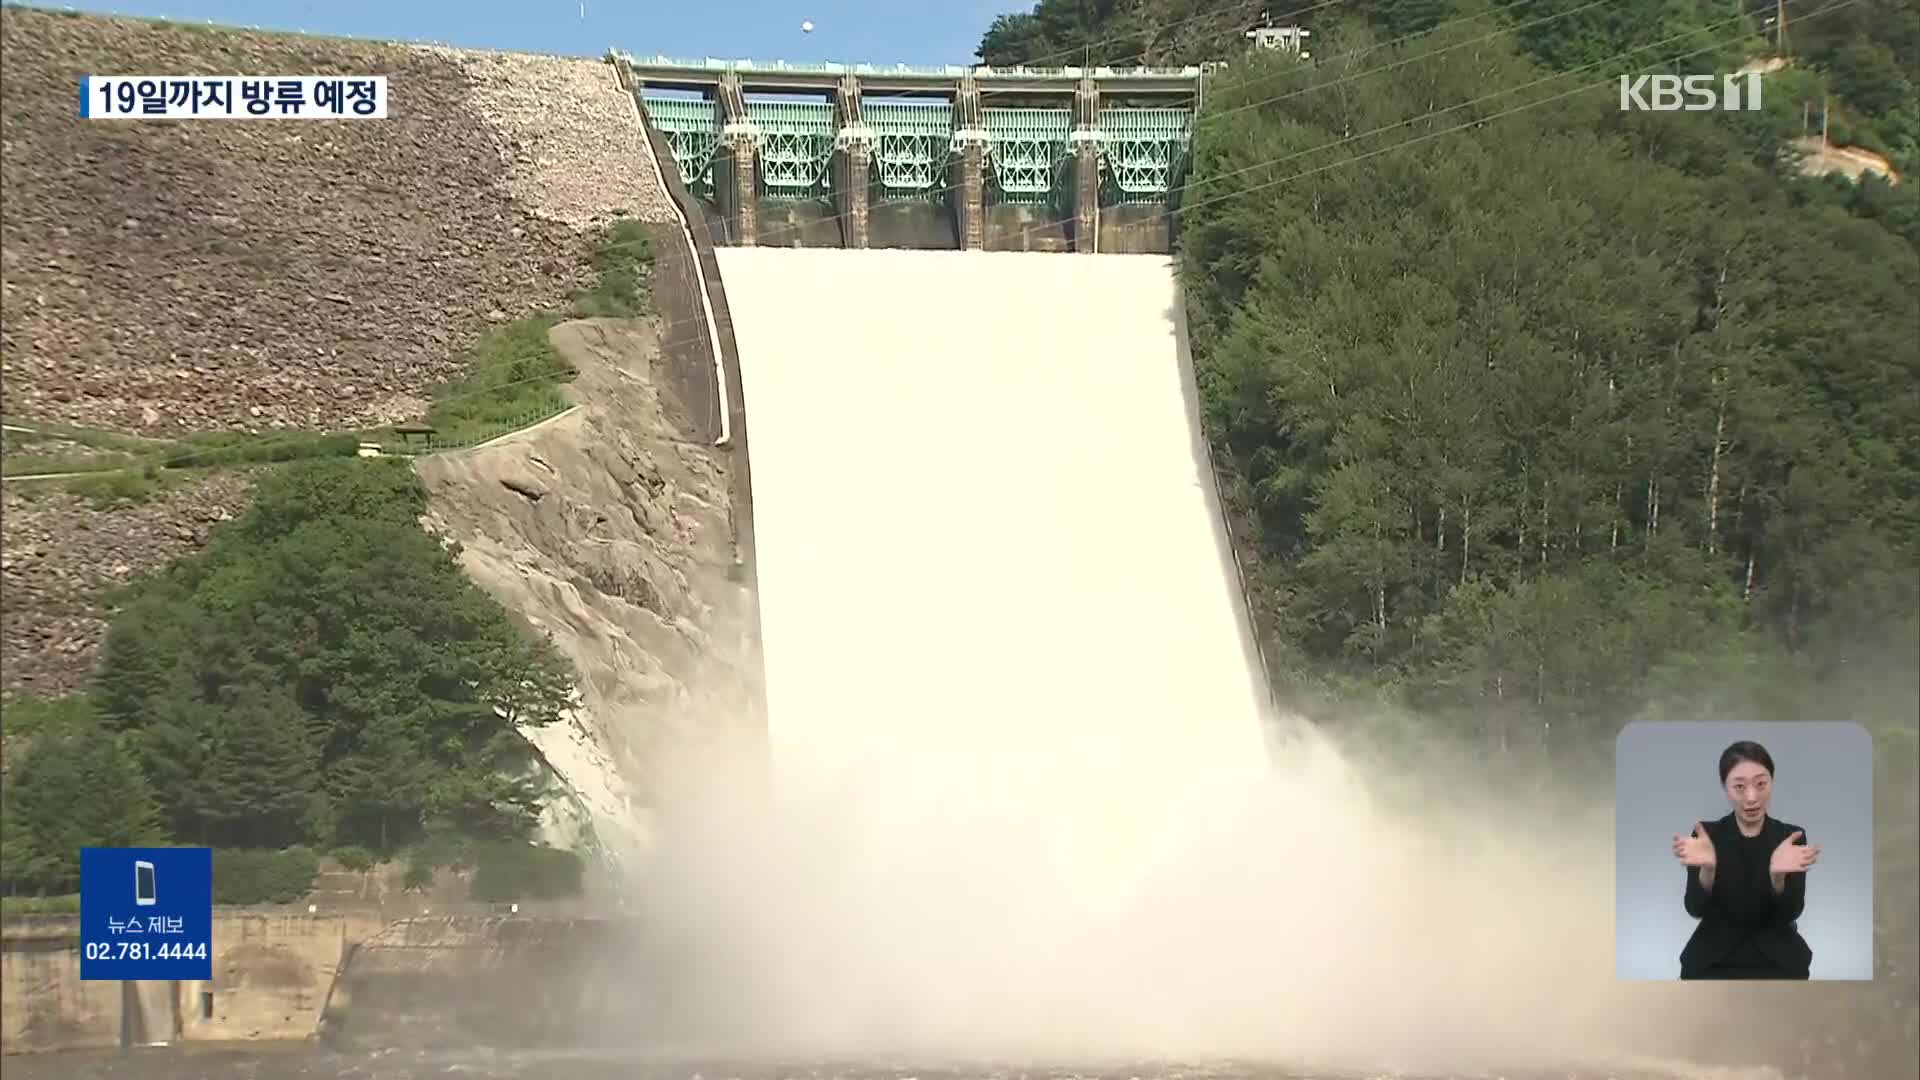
[{"x1": 1, "y1": 1047, "x2": 1783, "y2": 1080}]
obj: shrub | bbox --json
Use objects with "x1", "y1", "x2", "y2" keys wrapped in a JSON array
[
  {"x1": 468, "y1": 841, "x2": 584, "y2": 902},
  {"x1": 211, "y1": 846, "x2": 319, "y2": 905}
]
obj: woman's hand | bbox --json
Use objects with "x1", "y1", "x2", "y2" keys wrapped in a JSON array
[
  {"x1": 1770, "y1": 831, "x2": 1821, "y2": 875},
  {"x1": 1672, "y1": 822, "x2": 1716, "y2": 868}
]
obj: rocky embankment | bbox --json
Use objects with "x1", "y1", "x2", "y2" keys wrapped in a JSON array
[
  {"x1": 0, "y1": 6, "x2": 672, "y2": 432},
  {"x1": 0, "y1": 7, "x2": 677, "y2": 696},
  {"x1": 0, "y1": 472, "x2": 251, "y2": 697},
  {"x1": 416, "y1": 318, "x2": 757, "y2": 868}
]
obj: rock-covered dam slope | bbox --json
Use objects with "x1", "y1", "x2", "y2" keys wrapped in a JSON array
[
  {"x1": 0, "y1": 6, "x2": 673, "y2": 433},
  {"x1": 0, "y1": 7, "x2": 676, "y2": 697}
]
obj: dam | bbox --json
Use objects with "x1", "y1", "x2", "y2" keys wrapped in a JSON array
[
  {"x1": 615, "y1": 68, "x2": 1284, "y2": 895},
  {"x1": 7, "y1": 19, "x2": 1896, "y2": 1074},
  {"x1": 617, "y1": 55, "x2": 1199, "y2": 252}
]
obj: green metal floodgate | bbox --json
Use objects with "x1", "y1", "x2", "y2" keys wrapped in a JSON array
[
  {"x1": 641, "y1": 95, "x2": 720, "y2": 198},
  {"x1": 1099, "y1": 107, "x2": 1193, "y2": 203},
  {"x1": 865, "y1": 101, "x2": 952, "y2": 201},
  {"x1": 984, "y1": 108, "x2": 1071, "y2": 206},
  {"x1": 746, "y1": 99, "x2": 835, "y2": 199}
]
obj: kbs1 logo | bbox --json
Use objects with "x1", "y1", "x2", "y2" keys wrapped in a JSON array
[{"x1": 1619, "y1": 72, "x2": 1764, "y2": 112}]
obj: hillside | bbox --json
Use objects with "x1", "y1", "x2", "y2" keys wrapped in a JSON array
[
  {"x1": 0, "y1": 6, "x2": 672, "y2": 432},
  {"x1": 981, "y1": 1, "x2": 1920, "y2": 189},
  {"x1": 0, "y1": 6, "x2": 675, "y2": 696},
  {"x1": 981, "y1": 1, "x2": 1918, "y2": 1073},
  {"x1": 0, "y1": 2, "x2": 751, "y2": 920}
]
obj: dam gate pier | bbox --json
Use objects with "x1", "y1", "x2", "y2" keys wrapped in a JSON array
[{"x1": 615, "y1": 55, "x2": 1200, "y2": 254}]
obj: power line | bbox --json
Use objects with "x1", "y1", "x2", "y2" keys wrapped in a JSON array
[
  {"x1": 1181, "y1": 5, "x2": 1764, "y2": 196},
  {"x1": 420, "y1": 0, "x2": 1843, "y2": 382},
  {"x1": 1197, "y1": 0, "x2": 1611, "y2": 128},
  {"x1": 27, "y1": 1, "x2": 1837, "y2": 471},
  {"x1": 1168, "y1": 15, "x2": 1832, "y2": 225},
  {"x1": 51, "y1": 1, "x2": 1600, "y2": 332},
  {"x1": 966, "y1": 0, "x2": 1328, "y2": 72},
  {"x1": 421, "y1": 6, "x2": 1849, "y2": 466},
  {"x1": 983, "y1": 0, "x2": 1557, "y2": 106},
  {"x1": 609, "y1": 0, "x2": 1812, "y2": 352},
  {"x1": 664, "y1": 0, "x2": 1664, "y2": 247},
  {"x1": 60, "y1": 2, "x2": 1540, "y2": 274}
]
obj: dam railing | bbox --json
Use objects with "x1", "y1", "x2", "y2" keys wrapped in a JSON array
[{"x1": 613, "y1": 51, "x2": 1198, "y2": 251}]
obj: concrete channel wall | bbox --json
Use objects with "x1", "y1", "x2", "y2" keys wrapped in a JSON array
[
  {"x1": 1, "y1": 911, "x2": 645, "y2": 1056},
  {"x1": 317, "y1": 915, "x2": 651, "y2": 1050},
  {"x1": 1, "y1": 910, "x2": 387, "y2": 1055},
  {"x1": 622, "y1": 59, "x2": 768, "y2": 725}
]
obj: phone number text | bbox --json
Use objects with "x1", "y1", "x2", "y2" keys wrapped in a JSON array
[{"x1": 83, "y1": 940, "x2": 209, "y2": 962}]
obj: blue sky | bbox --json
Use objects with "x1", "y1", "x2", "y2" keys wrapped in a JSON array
[{"x1": 54, "y1": 1, "x2": 1032, "y2": 66}]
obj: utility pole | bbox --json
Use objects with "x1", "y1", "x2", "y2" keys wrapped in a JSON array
[
  {"x1": 1777, "y1": 0, "x2": 1790, "y2": 57},
  {"x1": 1821, "y1": 94, "x2": 1831, "y2": 169}
]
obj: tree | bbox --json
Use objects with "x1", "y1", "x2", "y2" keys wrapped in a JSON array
[
  {"x1": 201, "y1": 681, "x2": 321, "y2": 849},
  {"x1": 90, "y1": 457, "x2": 576, "y2": 855},
  {"x1": 978, "y1": 0, "x2": 1266, "y2": 67},
  {"x1": 1340, "y1": 0, "x2": 1465, "y2": 38},
  {"x1": 1508, "y1": 0, "x2": 1754, "y2": 75},
  {"x1": 2, "y1": 719, "x2": 164, "y2": 894},
  {"x1": 1178, "y1": 16, "x2": 1919, "y2": 748}
]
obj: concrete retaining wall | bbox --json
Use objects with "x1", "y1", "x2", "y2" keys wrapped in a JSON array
[
  {"x1": 676, "y1": 196, "x2": 1171, "y2": 254},
  {"x1": 629, "y1": 69, "x2": 767, "y2": 725},
  {"x1": 0, "y1": 923, "x2": 122, "y2": 1054},
  {"x1": 2, "y1": 909, "x2": 642, "y2": 1056},
  {"x1": 1098, "y1": 204, "x2": 1176, "y2": 255},
  {"x1": 317, "y1": 916, "x2": 649, "y2": 1050},
  {"x1": 1, "y1": 910, "x2": 387, "y2": 1055}
]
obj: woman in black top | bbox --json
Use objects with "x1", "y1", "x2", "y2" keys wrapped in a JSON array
[{"x1": 1671, "y1": 740, "x2": 1820, "y2": 979}]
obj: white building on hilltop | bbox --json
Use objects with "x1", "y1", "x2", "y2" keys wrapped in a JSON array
[{"x1": 1246, "y1": 16, "x2": 1310, "y2": 60}]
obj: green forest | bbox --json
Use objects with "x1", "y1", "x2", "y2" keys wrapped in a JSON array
[
  {"x1": 0, "y1": 459, "x2": 578, "y2": 901},
  {"x1": 1187, "y1": 8, "x2": 1916, "y2": 729},
  {"x1": 979, "y1": 0, "x2": 1918, "y2": 749},
  {"x1": 982, "y1": 0, "x2": 1917, "y2": 1068},
  {"x1": 980, "y1": 1, "x2": 1920, "y2": 183},
  {"x1": 0, "y1": 221, "x2": 660, "y2": 904}
]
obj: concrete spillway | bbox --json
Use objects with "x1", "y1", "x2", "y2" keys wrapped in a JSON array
[{"x1": 718, "y1": 248, "x2": 1273, "y2": 899}]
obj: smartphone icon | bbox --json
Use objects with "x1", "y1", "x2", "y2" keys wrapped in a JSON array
[{"x1": 134, "y1": 861, "x2": 157, "y2": 906}]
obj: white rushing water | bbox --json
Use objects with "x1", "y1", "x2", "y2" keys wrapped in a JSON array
[
  {"x1": 718, "y1": 248, "x2": 1275, "y2": 901},
  {"x1": 628, "y1": 248, "x2": 1752, "y2": 1074}
]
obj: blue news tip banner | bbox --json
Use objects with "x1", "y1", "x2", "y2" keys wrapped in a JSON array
[{"x1": 79, "y1": 847, "x2": 213, "y2": 981}]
